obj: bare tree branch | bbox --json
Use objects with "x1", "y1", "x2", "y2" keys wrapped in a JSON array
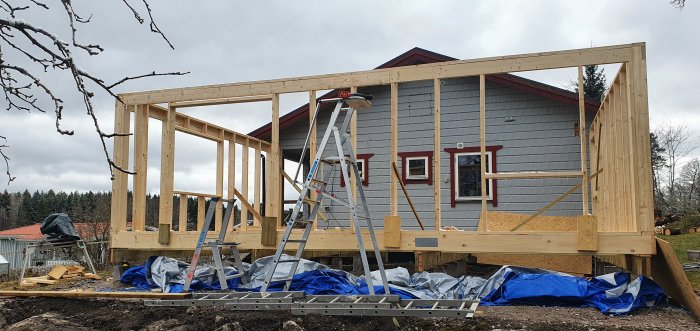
[
  {"x1": 0, "y1": 135, "x2": 15, "y2": 184},
  {"x1": 0, "y1": 1, "x2": 186, "y2": 182}
]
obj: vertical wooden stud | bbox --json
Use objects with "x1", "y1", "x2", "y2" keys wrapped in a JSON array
[
  {"x1": 241, "y1": 137, "x2": 249, "y2": 228},
  {"x1": 227, "y1": 136, "x2": 236, "y2": 231},
  {"x1": 215, "y1": 140, "x2": 224, "y2": 231},
  {"x1": 253, "y1": 141, "x2": 261, "y2": 225},
  {"x1": 630, "y1": 45, "x2": 653, "y2": 233},
  {"x1": 197, "y1": 196, "x2": 205, "y2": 231},
  {"x1": 390, "y1": 82, "x2": 398, "y2": 216},
  {"x1": 110, "y1": 101, "x2": 130, "y2": 234},
  {"x1": 179, "y1": 193, "x2": 188, "y2": 231},
  {"x1": 433, "y1": 78, "x2": 442, "y2": 230},
  {"x1": 578, "y1": 66, "x2": 589, "y2": 215},
  {"x1": 271, "y1": 93, "x2": 281, "y2": 223},
  {"x1": 132, "y1": 105, "x2": 148, "y2": 231},
  {"x1": 479, "y1": 75, "x2": 488, "y2": 230},
  {"x1": 350, "y1": 86, "x2": 358, "y2": 231},
  {"x1": 309, "y1": 90, "x2": 318, "y2": 230},
  {"x1": 158, "y1": 104, "x2": 176, "y2": 243}
]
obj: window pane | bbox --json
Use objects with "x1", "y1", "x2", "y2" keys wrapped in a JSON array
[
  {"x1": 356, "y1": 160, "x2": 364, "y2": 180},
  {"x1": 457, "y1": 154, "x2": 489, "y2": 198},
  {"x1": 408, "y1": 158, "x2": 426, "y2": 177}
]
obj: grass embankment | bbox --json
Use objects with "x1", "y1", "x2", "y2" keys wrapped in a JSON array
[{"x1": 657, "y1": 233, "x2": 700, "y2": 290}]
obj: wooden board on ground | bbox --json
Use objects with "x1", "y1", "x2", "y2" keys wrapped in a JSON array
[
  {"x1": 0, "y1": 290, "x2": 191, "y2": 299},
  {"x1": 48, "y1": 265, "x2": 67, "y2": 280},
  {"x1": 651, "y1": 238, "x2": 700, "y2": 318},
  {"x1": 478, "y1": 211, "x2": 577, "y2": 232}
]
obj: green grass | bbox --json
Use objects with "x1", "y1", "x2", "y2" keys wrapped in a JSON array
[{"x1": 657, "y1": 233, "x2": 700, "y2": 289}]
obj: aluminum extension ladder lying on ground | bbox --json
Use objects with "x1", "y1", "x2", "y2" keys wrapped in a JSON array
[
  {"x1": 260, "y1": 92, "x2": 389, "y2": 295},
  {"x1": 183, "y1": 197, "x2": 247, "y2": 291},
  {"x1": 145, "y1": 292, "x2": 480, "y2": 318}
]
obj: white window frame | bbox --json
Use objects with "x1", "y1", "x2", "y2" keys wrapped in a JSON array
[
  {"x1": 405, "y1": 156, "x2": 429, "y2": 180},
  {"x1": 454, "y1": 151, "x2": 493, "y2": 201},
  {"x1": 355, "y1": 159, "x2": 365, "y2": 181}
]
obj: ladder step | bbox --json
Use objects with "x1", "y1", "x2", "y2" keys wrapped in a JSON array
[
  {"x1": 311, "y1": 178, "x2": 327, "y2": 185},
  {"x1": 225, "y1": 273, "x2": 245, "y2": 280},
  {"x1": 321, "y1": 156, "x2": 354, "y2": 164},
  {"x1": 285, "y1": 239, "x2": 307, "y2": 243},
  {"x1": 303, "y1": 198, "x2": 318, "y2": 205},
  {"x1": 277, "y1": 259, "x2": 300, "y2": 263}
]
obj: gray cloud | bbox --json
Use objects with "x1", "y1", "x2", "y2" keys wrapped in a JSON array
[{"x1": 0, "y1": 0, "x2": 698, "y2": 195}]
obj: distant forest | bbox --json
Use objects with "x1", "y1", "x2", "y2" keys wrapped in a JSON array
[{"x1": 0, "y1": 190, "x2": 241, "y2": 232}]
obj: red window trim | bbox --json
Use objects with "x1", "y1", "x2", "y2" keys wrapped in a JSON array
[
  {"x1": 397, "y1": 151, "x2": 433, "y2": 185},
  {"x1": 444, "y1": 145, "x2": 503, "y2": 208},
  {"x1": 340, "y1": 153, "x2": 374, "y2": 187}
]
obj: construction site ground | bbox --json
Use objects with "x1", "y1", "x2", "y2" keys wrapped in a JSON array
[{"x1": 0, "y1": 273, "x2": 698, "y2": 330}]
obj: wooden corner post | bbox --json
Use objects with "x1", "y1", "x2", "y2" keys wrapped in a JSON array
[
  {"x1": 479, "y1": 75, "x2": 488, "y2": 230},
  {"x1": 110, "y1": 101, "x2": 131, "y2": 240},
  {"x1": 132, "y1": 105, "x2": 148, "y2": 231},
  {"x1": 433, "y1": 78, "x2": 441, "y2": 230},
  {"x1": 390, "y1": 82, "x2": 398, "y2": 216},
  {"x1": 158, "y1": 103, "x2": 176, "y2": 244}
]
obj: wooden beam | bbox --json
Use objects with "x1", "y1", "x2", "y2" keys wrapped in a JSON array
[
  {"x1": 390, "y1": 82, "x2": 398, "y2": 216},
  {"x1": 0, "y1": 290, "x2": 191, "y2": 299},
  {"x1": 630, "y1": 45, "x2": 653, "y2": 232},
  {"x1": 111, "y1": 230, "x2": 656, "y2": 255},
  {"x1": 173, "y1": 190, "x2": 221, "y2": 198},
  {"x1": 110, "y1": 101, "x2": 130, "y2": 235},
  {"x1": 384, "y1": 215, "x2": 401, "y2": 248},
  {"x1": 171, "y1": 95, "x2": 272, "y2": 108},
  {"x1": 350, "y1": 86, "x2": 358, "y2": 230},
  {"x1": 197, "y1": 196, "x2": 205, "y2": 231},
  {"x1": 479, "y1": 74, "x2": 487, "y2": 231},
  {"x1": 233, "y1": 188, "x2": 265, "y2": 224},
  {"x1": 392, "y1": 162, "x2": 424, "y2": 230},
  {"x1": 652, "y1": 238, "x2": 700, "y2": 318},
  {"x1": 485, "y1": 171, "x2": 583, "y2": 179},
  {"x1": 132, "y1": 105, "x2": 148, "y2": 231},
  {"x1": 576, "y1": 215, "x2": 598, "y2": 251},
  {"x1": 433, "y1": 78, "x2": 441, "y2": 230},
  {"x1": 578, "y1": 66, "x2": 589, "y2": 215},
  {"x1": 120, "y1": 43, "x2": 637, "y2": 105},
  {"x1": 309, "y1": 90, "x2": 318, "y2": 229},
  {"x1": 281, "y1": 169, "x2": 329, "y2": 221}
]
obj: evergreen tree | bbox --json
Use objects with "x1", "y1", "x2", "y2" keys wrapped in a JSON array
[{"x1": 575, "y1": 65, "x2": 607, "y2": 102}]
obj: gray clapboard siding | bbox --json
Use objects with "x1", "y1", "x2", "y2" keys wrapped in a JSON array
[{"x1": 278, "y1": 75, "x2": 592, "y2": 231}]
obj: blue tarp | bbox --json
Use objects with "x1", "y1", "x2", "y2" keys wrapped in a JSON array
[{"x1": 120, "y1": 256, "x2": 666, "y2": 315}]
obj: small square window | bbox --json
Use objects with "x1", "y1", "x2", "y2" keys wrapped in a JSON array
[
  {"x1": 406, "y1": 156, "x2": 429, "y2": 180},
  {"x1": 355, "y1": 159, "x2": 365, "y2": 181},
  {"x1": 455, "y1": 152, "x2": 493, "y2": 200}
]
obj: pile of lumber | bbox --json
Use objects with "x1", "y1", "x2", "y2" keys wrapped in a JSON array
[
  {"x1": 688, "y1": 227, "x2": 699, "y2": 234},
  {"x1": 21, "y1": 265, "x2": 101, "y2": 287}
]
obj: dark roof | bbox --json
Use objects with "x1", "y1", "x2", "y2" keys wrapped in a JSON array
[{"x1": 249, "y1": 47, "x2": 600, "y2": 140}]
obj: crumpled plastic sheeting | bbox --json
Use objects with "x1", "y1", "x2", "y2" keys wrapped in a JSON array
[{"x1": 120, "y1": 255, "x2": 667, "y2": 315}]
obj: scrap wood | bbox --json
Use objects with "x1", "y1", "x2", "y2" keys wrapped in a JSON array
[
  {"x1": 0, "y1": 290, "x2": 191, "y2": 299},
  {"x1": 48, "y1": 265, "x2": 68, "y2": 280}
]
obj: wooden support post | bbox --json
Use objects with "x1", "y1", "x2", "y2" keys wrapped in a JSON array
[
  {"x1": 578, "y1": 66, "x2": 589, "y2": 215},
  {"x1": 227, "y1": 136, "x2": 236, "y2": 231},
  {"x1": 178, "y1": 194, "x2": 188, "y2": 232},
  {"x1": 384, "y1": 215, "x2": 401, "y2": 248},
  {"x1": 433, "y1": 78, "x2": 441, "y2": 230},
  {"x1": 629, "y1": 45, "x2": 653, "y2": 233},
  {"x1": 132, "y1": 105, "x2": 148, "y2": 231},
  {"x1": 309, "y1": 90, "x2": 318, "y2": 229},
  {"x1": 253, "y1": 141, "x2": 261, "y2": 226},
  {"x1": 479, "y1": 74, "x2": 488, "y2": 231},
  {"x1": 390, "y1": 82, "x2": 398, "y2": 216},
  {"x1": 215, "y1": 140, "x2": 224, "y2": 231},
  {"x1": 261, "y1": 216, "x2": 277, "y2": 246},
  {"x1": 241, "y1": 137, "x2": 249, "y2": 228},
  {"x1": 271, "y1": 93, "x2": 281, "y2": 223},
  {"x1": 158, "y1": 104, "x2": 176, "y2": 244},
  {"x1": 576, "y1": 215, "x2": 598, "y2": 251},
  {"x1": 110, "y1": 101, "x2": 130, "y2": 235},
  {"x1": 197, "y1": 196, "x2": 205, "y2": 231}
]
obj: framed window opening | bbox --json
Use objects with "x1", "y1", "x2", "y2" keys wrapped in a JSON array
[
  {"x1": 398, "y1": 151, "x2": 433, "y2": 185},
  {"x1": 340, "y1": 153, "x2": 373, "y2": 187},
  {"x1": 445, "y1": 145, "x2": 502, "y2": 207}
]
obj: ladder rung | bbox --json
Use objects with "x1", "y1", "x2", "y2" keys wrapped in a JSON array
[
  {"x1": 321, "y1": 156, "x2": 354, "y2": 164},
  {"x1": 270, "y1": 277, "x2": 294, "y2": 282},
  {"x1": 303, "y1": 198, "x2": 318, "y2": 205},
  {"x1": 311, "y1": 178, "x2": 327, "y2": 185},
  {"x1": 285, "y1": 239, "x2": 307, "y2": 243},
  {"x1": 277, "y1": 259, "x2": 299, "y2": 263},
  {"x1": 225, "y1": 273, "x2": 245, "y2": 279}
]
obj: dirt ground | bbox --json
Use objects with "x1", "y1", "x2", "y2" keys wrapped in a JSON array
[{"x1": 0, "y1": 296, "x2": 696, "y2": 331}]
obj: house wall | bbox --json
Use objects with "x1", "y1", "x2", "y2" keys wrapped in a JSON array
[{"x1": 280, "y1": 77, "x2": 593, "y2": 230}]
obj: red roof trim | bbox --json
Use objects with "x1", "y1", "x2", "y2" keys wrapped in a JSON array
[{"x1": 249, "y1": 48, "x2": 601, "y2": 140}]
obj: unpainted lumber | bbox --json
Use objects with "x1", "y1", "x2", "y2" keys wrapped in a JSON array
[
  {"x1": 0, "y1": 290, "x2": 190, "y2": 299},
  {"x1": 48, "y1": 265, "x2": 67, "y2": 280}
]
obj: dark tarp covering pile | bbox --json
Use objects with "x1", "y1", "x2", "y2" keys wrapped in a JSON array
[
  {"x1": 120, "y1": 255, "x2": 666, "y2": 315},
  {"x1": 40, "y1": 213, "x2": 81, "y2": 241}
]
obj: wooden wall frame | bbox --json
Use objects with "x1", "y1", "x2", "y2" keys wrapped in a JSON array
[{"x1": 110, "y1": 43, "x2": 655, "y2": 257}]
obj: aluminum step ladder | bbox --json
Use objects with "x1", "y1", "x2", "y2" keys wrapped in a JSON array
[
  {"x1": 260, "y1": 92, "x2": 390, "y2": 294},
  {"x1": 183, "y1": 197, "x2": 247, "y2": 291}
]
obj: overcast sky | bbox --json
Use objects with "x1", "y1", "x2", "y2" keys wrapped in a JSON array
[{"x1": 0, "y1": 0, "x2": 698, "y2": 196}]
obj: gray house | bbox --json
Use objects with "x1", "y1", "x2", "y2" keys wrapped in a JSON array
[{"x1": 250, "y1": 48, "x2": 599, "y2": 230}]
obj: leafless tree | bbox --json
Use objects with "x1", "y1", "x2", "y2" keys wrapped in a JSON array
[
  {"x1": 671, "y1": 0, "x2": 686, "y2": 8},
  {"x1": 0, "y1": 0, "x2": 187, "y2": 184},
  {"x1": 654, "y1": 121, "x2": 697, "y2": 211},
  {"x1": 678, "y1": 158, "x2": 700, "y2": 213}
]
